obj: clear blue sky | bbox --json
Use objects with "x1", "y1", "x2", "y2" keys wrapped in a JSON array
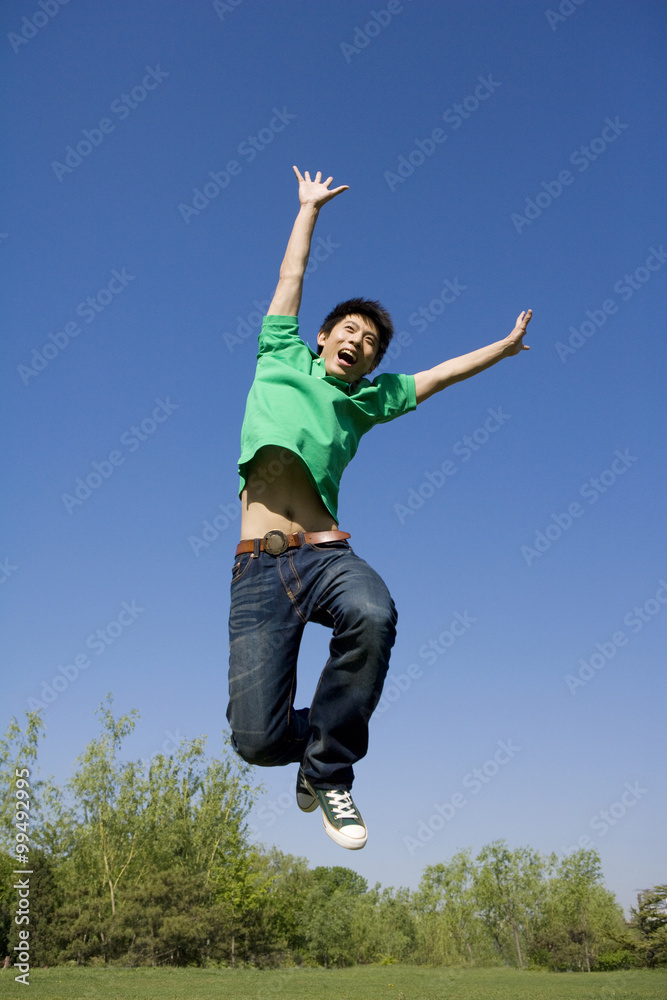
[{"x1": 3, "y1": 0, "x2": 666, "y2": 914}]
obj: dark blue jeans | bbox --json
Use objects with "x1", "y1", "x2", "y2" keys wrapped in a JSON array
[{"x1": 226, "y1": 539, "x2": 397, "y2": 789}]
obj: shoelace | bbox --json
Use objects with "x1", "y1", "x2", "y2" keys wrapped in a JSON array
[{"x1": 325, "y1": 789, "x2": 360, "y2": 821}]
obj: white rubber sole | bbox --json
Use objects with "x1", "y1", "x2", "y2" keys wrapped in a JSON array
[{"x1": 321, "y1": 814, "x2": 367, "y2": 850}]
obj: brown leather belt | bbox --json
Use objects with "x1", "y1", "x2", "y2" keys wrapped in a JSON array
[{"x1": 235, "y1": 529, "x2": 350, "y2": 557}]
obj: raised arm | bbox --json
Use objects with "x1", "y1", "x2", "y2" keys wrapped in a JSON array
[
  {"x1": 413, "y1": 309, "x2": 532, "y2": 404},
  {"x1": 267, "y1": 167, "x2": 349, "y2": 317}
]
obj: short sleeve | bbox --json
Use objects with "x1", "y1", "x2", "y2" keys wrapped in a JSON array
[
  {"x1": 258, "y1": 315, "x2": 307, "y2": 356},
  {"x1": 361, "y1": 372, "x2": 417, "y2": 423}
]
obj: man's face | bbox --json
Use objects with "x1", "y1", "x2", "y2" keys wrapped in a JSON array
[{"x1": 317, "y1": 314, "x2": 380, "y2": 383}]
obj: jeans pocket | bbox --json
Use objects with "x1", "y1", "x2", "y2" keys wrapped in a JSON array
[{"x1": 231, "y1": 552, "x2": 253, "y2": 585}]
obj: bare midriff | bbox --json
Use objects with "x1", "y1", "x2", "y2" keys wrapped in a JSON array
[{"x1": 240, "y1": 445, "x2": 338, "y2": 539}]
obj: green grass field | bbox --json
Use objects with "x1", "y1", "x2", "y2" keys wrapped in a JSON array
[{"x1": 1, "y1": 965, "x2": 664, "y2": 1000}]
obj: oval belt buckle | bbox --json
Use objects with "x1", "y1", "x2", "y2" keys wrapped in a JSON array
[{"x1": 263, "y1": 529, "x2": 289, "y2": 556}]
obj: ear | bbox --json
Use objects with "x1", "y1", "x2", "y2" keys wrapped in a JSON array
[{"x1": 317, "y1": 329, "x2": 329, "y2": 350}]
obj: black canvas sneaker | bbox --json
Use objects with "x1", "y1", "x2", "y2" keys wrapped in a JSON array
[
  {"x1": 296, "y1": 764, "x2": 318, "y2": 812},
  {"x1": 313, "y1": 787, "x2": 367, "y2": 850}
]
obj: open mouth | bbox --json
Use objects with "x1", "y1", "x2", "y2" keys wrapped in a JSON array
[{"x1": 337, "y1": 349, "x2": 357, "y2": 367}]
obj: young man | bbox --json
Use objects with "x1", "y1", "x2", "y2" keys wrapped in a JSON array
[{"x1": 227, "y1": 167, "x2": 532, "y2": 850}]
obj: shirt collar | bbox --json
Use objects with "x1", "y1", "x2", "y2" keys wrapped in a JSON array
[{"x1": 312, "y1": 353, "x2": 355, "y2": 394}]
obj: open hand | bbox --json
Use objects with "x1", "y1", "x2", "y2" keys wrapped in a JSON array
[
  {"x1": 505, "y1": 309, "x2": 532, "y2": 355},
  {"x1": 293, "y1": 166, "x2": 349, "y2": 209}
]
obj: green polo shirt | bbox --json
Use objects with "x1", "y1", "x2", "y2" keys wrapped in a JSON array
[{"x1": 238, "y1": 315, "x2": 416, "y2": 521}]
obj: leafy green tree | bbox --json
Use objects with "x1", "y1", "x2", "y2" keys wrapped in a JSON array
[
  {"x1": 41, "y1": 695, "x2": 259, "y2": 964},
  {"x1": 415, "y1": 850, "x2": 487, "y2": 965},
  {"x1": 251, "y1": 849, "x2": 314, "y2": 963},
  {"x1": 210, "y1": 832, "x2": 272, "y2": 966},
  {"x1": 474, "y1": 840, "x2": 549, "y2": 967},
  {"x1": 530, "y1": 848, "x2": 626, "y2": 971},
  {"x1": 549, "y1": 849, "x2": 604, "y2": 971},
  {"x1": 114, "y1": 869, "x2": 212, "y2": 966},
  {"x1": 302, "y1": 866, "x2": 368, "y2": 967},
  {"x1": 304, "y1": 885, "x2": 355, "y2": 967},
  {"x1": 0, "y1": 711, "x2": 49, "y2": 862},
  {"x1": 626, "y1": 884, "x2": 667, "y2": 967},
  {"x1": 351, "y1": 884, "x2": 416, "y2": 964},
  {"x1": 0, "y1": 712, "x2": 62, "y2": 962},
  {"x1": 312, "y1": 866, "x2": 367, "y2": 897},
  {"x1": 5, "y1": 849, "x2": 61, "y2": 966},
  {"x1": 136, "y1": 730, "x2": 255, "y2": 877},
  {"x1": 66, "y1": 698, "x2": 142, "y2": 919}
]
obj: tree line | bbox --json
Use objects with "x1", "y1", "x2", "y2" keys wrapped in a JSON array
[{"x1": 1, "y1": 699, "x2": 664, "y2": 970}]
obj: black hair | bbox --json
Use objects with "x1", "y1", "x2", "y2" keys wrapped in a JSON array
[{"x1": 317, "y1": 297, "x2": 394, "y2": 367}]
